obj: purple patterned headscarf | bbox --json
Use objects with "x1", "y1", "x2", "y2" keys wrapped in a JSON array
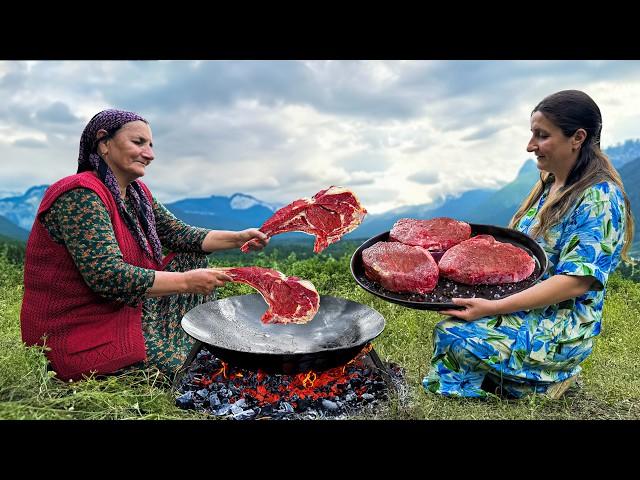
[{"x1": 77, "y1": 109, "x2": 163, "y2": 265}]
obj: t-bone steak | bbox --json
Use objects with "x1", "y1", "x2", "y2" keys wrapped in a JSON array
[
  {"x1": 222, "y1": 267, "x2": 320, "y2": 324},
  {"x1": 361, "y1": 241, "x2": 439, "y2": 294},
  {"x1": 241, "y1": 186, "x2": 367, "y2": 253},
  {"x1": 438, "y1": 234, "x2": 535, "y2": 285},
  {"x1": 389, "y1": 217, "x2": 472, "y2": 251}
]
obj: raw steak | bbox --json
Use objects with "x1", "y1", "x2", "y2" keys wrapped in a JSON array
[
  {"x1": 438, "y1": 234, "x2": 535, "y2": 285},
  {"x1": 241, "y1": 186, "x2": 367, "y2": 253},
  {"x1": 389, "y1": 217, "x2": 471, "y2": 251},
  {"x1": 222, "y1": 267, "x2": 320, "y2": 324},
  {"x1": 361, "y1": 241, "x2": 439, "y2": 294}
]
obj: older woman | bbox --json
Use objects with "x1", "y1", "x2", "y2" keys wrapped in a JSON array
[{"x1": 20, "y1": 109, "x2": 268, "y2": 381}]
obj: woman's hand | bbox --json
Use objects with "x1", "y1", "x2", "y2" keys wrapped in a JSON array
[
  {"x1": 439, "y1": 297, "x2": 499, "y2": 321},
  {"x1": 183, "y1": 268, "x2": 233, "y2": 295},
  {"x1": 236, "y1": 228, "x2": 269, "y2": 251}
]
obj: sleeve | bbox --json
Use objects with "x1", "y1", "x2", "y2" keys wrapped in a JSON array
[
  {"x1": 554, "y1": 189, "x2": 624, "y2": 291},
  {"x1": 43, "y1": 188, "x2": 156, "y2": 306},
  {"x1": 153, "y1": 197, "x2": 211, "y2": 252}
]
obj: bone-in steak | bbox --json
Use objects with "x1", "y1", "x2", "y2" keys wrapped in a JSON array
[
  {"x1": 241, "y1": 186, "x2": 367, "y2": 253},
  {"x1": 222, "y1": 267, "x2": 320, "y2": 324},
  {"x1": 389, "y1": 217, "x2": 472, "y2": 251},
  {"x1": 361, "y1": 241, "x2": 439, "y2": 294},
  {"x1": 438, "y1": 234, "x2": 535, "y2": 285}
]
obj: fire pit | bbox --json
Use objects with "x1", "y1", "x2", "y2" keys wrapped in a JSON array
[{"x1": 174, "y1": 341, "x2": 405, "y2": 420}]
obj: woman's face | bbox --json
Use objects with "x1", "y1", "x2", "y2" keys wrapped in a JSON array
[
  {"x1": 99, "y1": 121, "x2": 154, "y2": 184},
  {"x1": 527, "y1": 111, "x2": 577, "y2": 178}
]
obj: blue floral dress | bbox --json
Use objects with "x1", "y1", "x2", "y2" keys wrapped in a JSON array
[{"x1": 423, "y1": 181, "x2": 627, "y2": 398}]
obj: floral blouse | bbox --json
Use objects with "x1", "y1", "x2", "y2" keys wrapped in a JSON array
[
  {"x1": 507, "y1": 180, "x2": 626, "y2": 369},
  {"x1": 40, "y1": 188, "x2": 210, "y2": 306}
]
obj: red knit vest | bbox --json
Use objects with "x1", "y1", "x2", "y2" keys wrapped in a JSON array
[{"x1": 20, "y1": 172, "x2": 163, "y2": 381}]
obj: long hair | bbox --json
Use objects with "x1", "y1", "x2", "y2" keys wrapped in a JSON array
[{"x1": 509, "y1": 90, "x2": 635, "y2": 262}]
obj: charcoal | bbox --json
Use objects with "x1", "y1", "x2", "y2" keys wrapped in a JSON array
[
  {"x1": 280, "y1": 402, "x2": 294, "y2": 413},
  {"x1": 372, "y1": 381, "x2": 386, "y2": 391},
  {"x1": 175, "y1": 345, "x2": 407, "y2": 420},
  {"x1": 196, "y1": 388, "x2": 209, "y2": 399},
  {"x1": 175, "y1": 391, "x2": 195, "y2": 409},
  {"x1": 214, "y1": 404, "x2": 232, "y2": 416},
  {"x1": 233, "y1": 409, "x2": 255, "y2": 420},
  {"x1": 321, "y1": 399, "x2": 339, "y2": 411}
]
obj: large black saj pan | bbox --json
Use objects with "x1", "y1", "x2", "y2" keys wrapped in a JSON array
[
  {"x1": 180, "y1": 294, "x2": 385, "y2": 374},
  {"x1": 350, "y1": 224, "x2": 549, "y2": 311}
]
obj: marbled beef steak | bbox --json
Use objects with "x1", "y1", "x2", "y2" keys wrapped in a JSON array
[
  {"x1": 389, "y1": 217, "x2": 471, "y2": 251},
  {"x1": 361, "y1": 241, "x2": 439, "y2": 294},
  {"x1": 438, "y1": 234, "x2": 535, "y2": 285},
  {"x1": 222, "y1": 267, "x2": 320, "y2": 324},
  {"x1": 241, "y1": 186, "x2": 367, "y2": 253}
]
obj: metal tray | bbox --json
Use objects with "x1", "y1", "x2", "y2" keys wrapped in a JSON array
[
  {"x1": 350, "y1": 224, "x2": 548, "y2": 310},
  {"x1": 180, "y1": 294, "x2": 386, "y2": 373}
]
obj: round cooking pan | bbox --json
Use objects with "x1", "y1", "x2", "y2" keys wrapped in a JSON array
[
  {"x1": 181, "y1": 294, "x2": 386, "y2": 374},
  {"x1": 350, "y1": 224, "x2": 548, "y2": 311}
]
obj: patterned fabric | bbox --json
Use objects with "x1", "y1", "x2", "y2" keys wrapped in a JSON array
[
  {"x1": 41, "y1": 188, "x2": 210, "y2": 305},
  {"x1": 141, "y1": 251, "x2": 216, "y2": 376},
  {"x1": 424, "y1": 181, "x2": 626, "y2": 398},
  {"x1": 40, "y1": 187, "x2": 213, "y2": 376},
  {"x1": 77, "y1": 109, "x2": 163, "y2": 264}
]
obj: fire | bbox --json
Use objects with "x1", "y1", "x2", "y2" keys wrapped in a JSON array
[
  {"x1": 214, "y1": 361, "x2": 228, "y2": 379},
  {"x1": 191, "y1": 344, "x2": 378, "y2": 409},
  {"x1": 299, "y1": 371, "x2": 317, "y2": 388}
]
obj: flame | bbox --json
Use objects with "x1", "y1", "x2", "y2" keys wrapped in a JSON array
[
  {"x1": 193, "y1": 343, "x2": 377, "y2": 409},
  {"x1": 300, "y1": 370, "x2": 317, "y2": 388},
  {"x1": 213, "y1": 361, "x2": 228, "y2": 379}
]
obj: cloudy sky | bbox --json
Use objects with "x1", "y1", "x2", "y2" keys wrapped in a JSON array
[{"x1": 2, "y1": 60, "x2": 640, "y2": 213}]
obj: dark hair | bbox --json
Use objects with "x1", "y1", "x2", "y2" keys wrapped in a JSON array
[
  {"x1": 510, "y1": 90, "x2": 635, "y2": 262},
  {"x1": 535, "y1": 90, "x2": 602, "y2": 187}
]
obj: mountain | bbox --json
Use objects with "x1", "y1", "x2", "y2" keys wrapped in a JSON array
[
  {"x1": 0, "y1": 139, "x2": 638, "y2": 245},
  {"x1": 0, "y1": 213, "x2": 30, "y2": 241},
  {"x1": 0, "y1": 185, "x2": 48, "y2": 231},
  {"x1": 618, "y1": 156, "x2": 640, "y2": 242},
  {"x1": 464, "y1": 159, "x2": 540, "y2": 226},
  {"x1": 350, "y1": 160, "x2": 539, "y2": 238},
  {"x1": 605, "y1": 140, "x2": 640, "y2": 169},
  {"x1": 164, "y1": 193, "x2": 279, "y2": 231},
  {"x1": 348, "y1": 188, "x2": 495, "y2": 239}
]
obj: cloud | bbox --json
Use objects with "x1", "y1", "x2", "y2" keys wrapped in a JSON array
[
  {"x1": 407, "y1": 171, "x2": 440, "y2": 185},
  {"x1": 2, "y1": 60, "x2": 640, "y2": 215},
  {"x1": 35, "y1": 101, "x2": 79, "y2": 124},
  {"x1": 12, "y1": 138, "x2": 47, "y2": 148}
]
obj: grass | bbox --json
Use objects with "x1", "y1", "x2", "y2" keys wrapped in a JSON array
[{"x1": 1, "y1": 248, "x2": 639, "y2": 420}]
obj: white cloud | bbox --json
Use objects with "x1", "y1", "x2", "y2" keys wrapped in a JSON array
[{"x1": 1, "y1": 60, "x2": 640, "y2": 215}]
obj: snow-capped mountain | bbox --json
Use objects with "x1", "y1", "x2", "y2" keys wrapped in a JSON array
[{"x1": 0, "y1": 185, "x2": 48, "y2": 231}]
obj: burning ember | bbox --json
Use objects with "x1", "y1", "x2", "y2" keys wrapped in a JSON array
[{"x1": 174, "y1": 344, "x2": 404, "y2": 420}]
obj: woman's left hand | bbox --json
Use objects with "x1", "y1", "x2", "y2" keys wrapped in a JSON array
[
  {"x1": 439, "y1": 297, "x2": 499, "y2": 321},
  {"x1": 236, "y1": 228, "x2": 269, "y2": 251}
]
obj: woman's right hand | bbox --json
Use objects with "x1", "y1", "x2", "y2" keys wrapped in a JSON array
[{"x1": 183, "y1": 268, "x2": 233, "y2": 294}]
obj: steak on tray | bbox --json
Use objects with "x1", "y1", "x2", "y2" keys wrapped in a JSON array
[
  {"x1": 241, "y1": 186, "x2": 367, "y2": 253},
  {"x1": 361, "y1": 241, "x2": 439, "y2": 294},
  {"x1": 438, "y1": 234, "x2": 535, "y2": 285},
  {"x1": 389, "y1": 217, "x2": 472, "y2": 251},
  {"x1": 222, "y1": 267, "x2": 320, "y2": 324}
]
